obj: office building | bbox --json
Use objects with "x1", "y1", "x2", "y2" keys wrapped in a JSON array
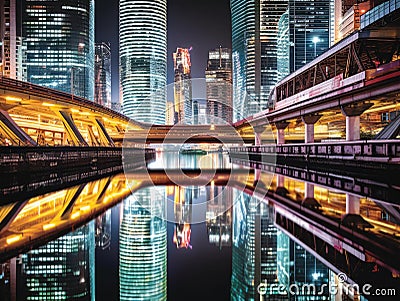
[
  {"x1": 95, "y1": 211, "x2": 111, "y2": 250},
  {"x1": 288, "y1": 0, "x2": 330, "y2": 72},
  {"x1": 0, "y1": 0, "x2": 27, "y2": 80},
  {"x1": 22, "y1": 0, "x2": 95, "y2": 100},
  {"x1": 173, "y1": 47, "x2": 192, "y2": 124},
  {"x1": 205, "y1": 47, "x2": 233, "y2": 124},
  {"x1": 230, "y1": 0, "x2": 288, "y2": 120},
  {"x1": 119, "y1": 0, "x2": 167, "y2": 124},
  {"x1": 95, "y1": 42, "x2": 111, "y2": 108},
  {"x1": 277, "y1": 10, "x2": 290, "y2": 82}
]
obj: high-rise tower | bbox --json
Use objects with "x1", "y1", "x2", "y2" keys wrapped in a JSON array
[
  {"x1": 230, "y1": 0, "x2": 288, "y2": 120},
  {"x1": 119, "y1": 0, "x2": 167, "y2": 124},
  {"x1": 22, "y1": 0, "x2": 95, "y2": 100},
  {"x1": 95, "y1": 42, "x2": 111, "y2": 108},
  {"x1": 173, "y1": 47, "x2": 192, "y2": 124},
  {"x1": 205, "y1": 47, "x2": 233, "y2": 124},
  {"x1": 0, "y1": 0, "x2": 27, "y2": 81}
]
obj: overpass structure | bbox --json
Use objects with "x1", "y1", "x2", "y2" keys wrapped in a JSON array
[{"x1": 235, "y1": 26, "x2": 400, "y2": 144}]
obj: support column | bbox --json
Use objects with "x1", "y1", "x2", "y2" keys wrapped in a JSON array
[
  {"x1": 346, "y1": 194, "x2": 360, "y2": 215},
  {"x1": 302, "y1": 115, "x2": 321, "y2": 144},
  {"x1": 95, "y1": 118, "x2": 115, "y2": 147},
  {"x1": 57, "y1": 111, "x2": 88, "y2": 146},
  {"x1": 341, "y1": 103, "x2": 373, "y2": 141},
  {"x1": 275, "y1": 121, "x2": 289, "y2": 145},
  {"x1": 302, "y1": 182, "x2": 321, "y2": 210},
  {"x1": 275, "y1": 174, "x2": 289, "y2": 196}
]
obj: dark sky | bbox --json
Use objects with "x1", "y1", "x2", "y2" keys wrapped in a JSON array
[{"x1": 95, "y1": 0, "x2": 232, "y2": 103}]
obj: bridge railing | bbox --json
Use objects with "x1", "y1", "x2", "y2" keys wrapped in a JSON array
[{"x1": 230, "y1": 140, "x2": 400, "y2": 159}]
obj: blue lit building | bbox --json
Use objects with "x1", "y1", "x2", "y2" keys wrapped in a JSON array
[
  {"x1": 119, "y1": 0, "x2": 167, "y2": 124},
  {"x1": 23, "y1": 0, "x2": 95, "y2": 100},
  {"x1": 230, "y1": 0, "x2": 288, "y2": 120}
]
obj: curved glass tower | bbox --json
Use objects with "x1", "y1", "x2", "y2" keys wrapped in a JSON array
[
  {"x1": 119, "y1": 0, "x2": 167, "y2": 124},
  {"x1": 23, "y1": 0, "x2": 95, "y2": 100}
]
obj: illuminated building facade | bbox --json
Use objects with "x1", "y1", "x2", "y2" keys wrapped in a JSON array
[
  {"x1": 119, "y1": 0, "x2": 167, "y2": 124},
  {"x1": 119, "y1": 189, "x2": 167, "y2": 300},
  {"x1": 19, "y1": 225, "x2": 95, "y2": 300},
  {"x1": 22, "y1": 0, "x2": 95, "y2": 100},
  {"x1": 205, "y1": 47, "x2": 233, "y2": 124},
  {"x1": 94, "y1": 42, "x2": 111, "y2": 108},
  {"x1": 230, "y1": 0, "x2": 288, "y2": 119},
  {"x1": 288, "y1": 0, "x2": 330, "y2": 72},
  {"x1": 165, "y1": 101, "x2": 175, "y2": 125},
  {"x1": 173, "y1": 47, "x2": 193, "y2": 124},
  {"x1": 277, "y1": 10, "x2": 290, "y2": 82},
  {"x1": 0, "y1": 0, "x2": 27, "y2": 80}
]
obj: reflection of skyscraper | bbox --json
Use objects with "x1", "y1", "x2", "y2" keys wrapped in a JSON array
[
  {"x1": 119, "y1": 189, "x2": 167, "y2": 300},
  {"x1": 206, "y1": 47, "x2": 233, "y2": 123},
  {"x1": 23, "y1": 0, "x2": 95, "y2": 100},
  {"x1": 95, "y1": 211, "x2": 111, "y2": 250},
  {"x1": 206, "y1": 186, "x2": 232, "y2": 248},
  {"x1": 173, "y1": 48, "x2": 193, "y2": 124},
  {"x1": 119, "y1": 0, "x2": 167, "y2": 123},
  {"x1": 19, "y1": 224, "x2": 95, "y2": 300},
  {"x1": 172, "y1": 186, "x2": 194, "y2": 249},
  {"x1": 95, "y1": 42, "x2": 112, "y2": 108}
]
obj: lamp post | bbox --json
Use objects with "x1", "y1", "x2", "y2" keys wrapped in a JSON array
[{"x1": 312, "y1": 37, "x2": 320, "y2": 58}]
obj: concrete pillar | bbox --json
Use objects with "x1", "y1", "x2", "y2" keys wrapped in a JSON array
[
  {"x1": 275, "y1": 122, "x2": 289, "y2": 145},
  {"x1": 305, "y1": 182, "x2": 314, "y2": 199},
  {"x1": 346, "y1": 194, "x2": 360, "y2": 215},
  {"x1": 277, "y1": 174, "x2": 285, "y2": 187},
  {"x1": 341, "y1": 103, "x2": 373, "y2": 142},
  {"x1": 302, "y1": 115, "x2": 321, "y2": 144},
  {"x1": 254, "y1": 168, "x2": 261, "y2": 184},
  {"x1": 255, "y1": 131, "x2": 262, "y2": 146},
  {"x1": 346, "y1": 116, "x2": 360, "y2": 141}
]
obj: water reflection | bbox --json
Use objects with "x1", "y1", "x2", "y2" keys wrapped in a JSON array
[
  {"x1": 0, "y1": 151, "x2": 399, "y2": 300},
  {"x1": 119, "y1": 188, "x2": 167, "y2": 300}
]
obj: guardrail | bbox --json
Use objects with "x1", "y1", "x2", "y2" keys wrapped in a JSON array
[{"x1": 230, "y1": 140, "x2": 400, "y2": 161}]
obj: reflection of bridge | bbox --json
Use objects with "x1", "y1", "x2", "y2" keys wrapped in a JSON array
[{"x1": 1, "y1": 168, "x2": 399, "y2": 288}]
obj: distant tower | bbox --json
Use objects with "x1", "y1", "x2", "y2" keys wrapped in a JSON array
[
  {"x1": 173, "y1": 48, "x2": 192, "y2": 124},
  {"x1": 95, "y1": 42, "x2": 111, "y2": 108},
  {"x1": 119, "y1": 0, "x2": 167, "y2": 124},
  {"x1": 205, "y1": 47, "x2": 233, "y2": 124},
  {"x1": 0, "y1": 0, "x2": 27, "y2": 80},
  {"x1": 22, "y1": 0, "x2": 95, "y2": 100}
]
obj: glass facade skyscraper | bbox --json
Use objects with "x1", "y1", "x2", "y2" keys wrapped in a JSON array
[
  {"x1": 230, "y1": 0, "x2": 288, "y2": 120},
  {"x1": 206, "y1": 47, "x2": 233, "y2": 124},
  {"x1": 119, "y1": 0, "x2": 167, "y2": 124},
  {"x1": 289, "y1": 0, "x2": 330, "y2": 72},
  {"x1": 22, "y1": 0, "x2": 95, "y2": 100},
  {"x1": 94, "y1": 42, "x2": 111, "y2": 108},
  {"x1": 173, "y1": 47, "x2": 192, "y2": 124}
]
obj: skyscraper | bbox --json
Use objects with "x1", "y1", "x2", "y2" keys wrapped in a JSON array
[
  {"x1": 288, "y1": 0, "x2": 330, "y2": 72},
  {"x1": 173, "y1": 47, "x2": 192, "y2": 124},
  {"x1": 230, "y1": 0, "x2": 288, "y2": 120},
  {"x1": 94, "y1": 42, "x2": 111, "y2": 108},
  {"x1": 277, "y1": 10, "x2": 290, "y2": 82},
  {"x1": 119, "y1": 0, "x2": 167, "y2": 124},
  {"x1": 22, "y1": 0, "x2": 95, "y2": 100},
  {"x1": 0, "y1": 0, "x2": 27, "y2": 81},
  {"x1": 205, "y1": 47, "x2": 233, "y2": 124}
]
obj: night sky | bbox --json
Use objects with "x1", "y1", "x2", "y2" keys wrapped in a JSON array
[{"x1": 95, "y1": 0, "x2": 232, "y2": 103}]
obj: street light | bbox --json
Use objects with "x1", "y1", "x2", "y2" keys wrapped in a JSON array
[{"x1": 312, "y1": 37, "x2": 320, "y2": 58}]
